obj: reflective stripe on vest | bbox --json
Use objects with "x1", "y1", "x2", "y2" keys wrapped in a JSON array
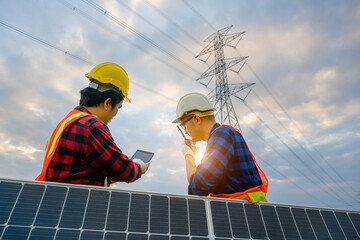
[
  {"x1": 35, "y1": 109, "x2": 90, "y2": 182},
  {"x1": 209, "y1": 124, "x2": 269, "y2": 204}
]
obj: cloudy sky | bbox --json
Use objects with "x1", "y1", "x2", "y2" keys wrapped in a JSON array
[{"x1": 0, "y1": 0, "x2": 359, "y2": 211}]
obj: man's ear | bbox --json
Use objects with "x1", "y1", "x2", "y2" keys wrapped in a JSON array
[
  {"x1": 103, "y1": 98, "x2": 112, "y2": 111},
  {"x1": 194, "y1": 115, "x2": 201, "y2": 125}
]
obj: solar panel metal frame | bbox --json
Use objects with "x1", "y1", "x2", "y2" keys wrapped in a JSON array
[{"x1": 1, "y1": 178, "x2": 359, "y2": 240}]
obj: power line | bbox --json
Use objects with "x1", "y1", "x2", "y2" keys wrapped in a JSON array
[
  {"x1": 181, "y1": 0, "x2": 217, "y2": 32},
  {"x1": 82, "y1": 0, "x2": 202, "y2": 76},
  {"x1": 238, "y1": 114, "x2": 340, "y2": 207},
  {"x1": 242, "y1": 58, "x2": 359, "y2": 194},
  {"x1": 145, "y1": 0, "x2": 358, "y2": 208},
  {"x1": 182, "y1": 15, "x2": 357, "y2": 207},
  {"x1": 0, "y1": 20, "x2": 95, "y2": 65},
  {"x1": 142, "y1": 0, "x2": 204, "y2": 47},
  {"x1": 193, "y1": 53, "x2": 357, "y2": 208},
  {"x1": 236, "y1": 71, "x2": 359, "y2": 204},
  {"x1": 62, "y1": 0, "x2": 337, "y2": 206},
  {"x1": 3, "y1": 1, "x2": 356, "y2": 209},
  {"x1": 195, "y1": 26, "x2": 251, "y2": 131},
  {"x1": 238, "y1": 98, "x2": 357, "y2": 209},
  {"x1": 116, "y1": 0, "x2": 195, "y2": 56},
  {"x1": 0, "y1": 19, "x2": 177, "y2": 103},
  {"x1": 186, "y1": 23, "x2": 355, "y2": 206},
  {"x1": 255, "y1": 155, "x2": 335, "y2": 208},
  {"x1": 58, "y1": 0, "x2": 194, "y2": 82},
  {"x1": 240, "y1": 118, "x2": 339, "y2": 208},
  {"x1": 180, "y1": 2, "x2": 358, "y2": 208}
]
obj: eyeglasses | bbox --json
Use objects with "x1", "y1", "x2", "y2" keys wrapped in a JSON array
[{"x1": 179, "y1": 115, "x2": 194, "y2": 130}]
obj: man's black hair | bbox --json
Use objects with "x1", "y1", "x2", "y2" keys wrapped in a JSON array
[{"x1": 80, "y1": 87, "x2": 124, "y2": 109}]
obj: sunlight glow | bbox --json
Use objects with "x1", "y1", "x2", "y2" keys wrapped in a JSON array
[{"x1": 195, "y1": 149, "x2": 205, "y2": 165}]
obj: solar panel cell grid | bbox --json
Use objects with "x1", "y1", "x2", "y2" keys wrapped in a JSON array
[
  {"x1": 2, "y1": 226, "x2": 31, "y2": 239},
  {"x1": 8, "y1": 184, "x2": 44, "y2": 226},
  {"x1": 149, "y1": 234, "x2": 169, "y2": 240},
  {"x1": 29, "y1": 228, "x2": 56, "y2": 240},
  {"x1": 291, "y1": 207, "x2": 317, "y2": 240},
  {"x1": 171, "y1": 236, "x2": 189, "y2": 240},
  {"x1": 104, "y1": 232, "x2": 126, "y2": 240},
  {"x1": 55, "y1": 229, "x2": 80, "y2": 240},
  {"x1": 1, "y1": 179, "x2": 360, "y2": 240},
  {"x1": 276, "y1": 206, "x2": 301, "y2": 240},
  {"x1": 59, "y1": 188, "x2": 88, "y2": 228},
  {"x1": 210, "y1": 201, "x2": 232, "y2": 238},
  {"x1": 244, "y1": 204, "x2": 267, "y2": 239},
  {"x1": 0, "y1": 182, "x2": 22, "y2": 224},
  {"x1": 227, "y1": 202, "x2": 250, "y2": 239},
  {"x1": 306, "y1": 209, "x2": 332, "y2": 240},
  {"x1": 335, "y1": 211, "x2": 360, "y2": 240},
  {"x1": 349, "y1": 213, "x2": 360, "y2": 235},
  {"x1": 34, "y1": 186, "x2": 67, "y2": 227},
  {"x1": 80, "y1": 230, "x2": 104, "y2": 239},
  {"x1": 83, "y1": 190, "x2": 110, "y2": 230},
  {"x1": 150, "y1": 195, "x2": 169, "y2": 234},
  {"x1": 105, "y1": 192, "x2": 130, "y2": 231},
  {"x1": 260, "y1": 205, "x2": 284, "y2": 240},
  {"x1": 127, "y1": 232, "x2": 148, "y2": 240},
  {"x1": 170, "y1": 197, "x2": 189, "y2": 235},
  {"x1": 188, "y1": 199, "x2": 208, "y2": 236},
  {"x1": 320, "y1": 210, "x2": 346, "y2": 240},
  {"x1": 128, "y1": 194, "x2": 149, "y2": 233}
]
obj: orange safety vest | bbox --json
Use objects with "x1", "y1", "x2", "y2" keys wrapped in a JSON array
[
  {"x1": 209, "y1": 124, "x2": 268, "y2": 204},
  {"x1": 35, "y1": 109, "x2": 90, "y2": 181}
]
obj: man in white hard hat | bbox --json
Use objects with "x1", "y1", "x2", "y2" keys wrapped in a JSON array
[
  {"x1": 173, "y1": 92, "x2": 268, "y2": 203},
  {"x1": 36, "y1": 62, "x2": 150, "y2": 187}
]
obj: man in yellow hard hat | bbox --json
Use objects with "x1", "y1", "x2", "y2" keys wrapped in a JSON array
[
  {"x1": 173, "y1": 92, "x2": 268, "y2": 203},
  {"x1": 36, "y1": 62, "x2": 150, "y2": 187}
]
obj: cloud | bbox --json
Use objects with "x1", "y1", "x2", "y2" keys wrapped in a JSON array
[
  {"x1": 0, "y1": 133, "x2": 43, "y2": 162},
  {"x1": 0, "y1": 0, "x2": 359, "y2": 210}
]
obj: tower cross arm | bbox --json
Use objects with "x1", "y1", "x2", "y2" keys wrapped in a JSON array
[
  {"x1": 228, "y1": 83, "x2": 255, "y2": 96},
  {"x1": 223, "y1": 32, "x2": 245, "y2": 46},
  {"x1": 202, "y1": 25, "x2": 233, "y2": 42},
  {"x1": 196, "y1": 57, "x2": 248, "y2": 81},
  {"x1": 225, "y1": 56, "x2": 248, "y2": 70},
  {"x1": 196, "y1": 62, "x2": 216, "y2": 80},
  {"x1": 196, "y1": 42, "x2": 215, "y2": 58},
  {"x1": 196, "y1": 25, "x2": 235, "y2": 58}
]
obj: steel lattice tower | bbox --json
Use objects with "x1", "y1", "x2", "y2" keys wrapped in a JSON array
[{"x1": 196, "y1": 26, "x2": 254, "y2": 130}]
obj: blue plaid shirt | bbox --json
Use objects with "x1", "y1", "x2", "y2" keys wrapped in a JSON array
[{"x1": 188, "y1": 123, "x2": 263, "y2": 196}]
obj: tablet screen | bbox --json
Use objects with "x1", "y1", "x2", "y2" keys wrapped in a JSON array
[{"x1": 132, "y1": 149, "x2": 154, "y2": 163}]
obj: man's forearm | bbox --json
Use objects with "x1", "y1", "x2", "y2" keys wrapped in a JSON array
[{"x1": 185, "y1": 154, "x2": 196, "y2": 182}]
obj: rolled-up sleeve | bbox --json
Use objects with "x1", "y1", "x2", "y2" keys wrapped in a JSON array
[
  {"x1": 188, "y1": 129, "x2": 233, "y2": 195},
  {"x1": 86, "y1": 121, "x2": 142, "y2": 183}
]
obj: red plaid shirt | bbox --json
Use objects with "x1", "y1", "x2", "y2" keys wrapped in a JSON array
[{"x1": 45, "y1": 106, "x2": 141, "y2": 186}]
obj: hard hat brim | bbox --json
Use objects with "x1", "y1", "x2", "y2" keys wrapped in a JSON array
[
  {"x1": 124, "y1": 96, "x2": 131, "y2": 103},
  {"x1": 172, "y1": 110, "x2": 215, "y2": 124},
  {"x1": 172, "y1": 117, "x2": 182, "y2": 124}
]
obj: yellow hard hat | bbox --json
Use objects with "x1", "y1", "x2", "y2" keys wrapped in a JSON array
[
  {"x1": 85, "y1": 62, "x2": 131, "y2": 102},
  {"x1": 172, "y1": 92, "x2": 215, "y2": 123}
]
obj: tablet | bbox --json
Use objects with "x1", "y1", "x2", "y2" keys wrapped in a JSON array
[{"x1": 132, "y1": 149, "x2": 154, "y2": 163}]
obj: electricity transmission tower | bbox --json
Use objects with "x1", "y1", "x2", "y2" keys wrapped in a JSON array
[{"x1": 196, "y1": 26, "x2": 254, "y2": 130}]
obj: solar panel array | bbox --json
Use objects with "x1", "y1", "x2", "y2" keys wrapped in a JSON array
[{"x1": 0, "y1": 178, "x2": 359, "y2": 240}]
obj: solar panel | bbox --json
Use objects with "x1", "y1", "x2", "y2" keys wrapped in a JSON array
[
  {"x1": 260, "y1": 205, "x2": 284, "y2": 240},
  {"x1": 0, "y1": 178, "x2": 359, "y2": 240},
  {"x1": 291, "y1": 207, "x2": 317, "y2": 240},
  {"x1": 276, "y1": 206, "x2": 301, "y2": 240}
]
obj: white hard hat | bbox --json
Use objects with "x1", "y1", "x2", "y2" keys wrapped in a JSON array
[{"x1": 172, "y1": 92, "x2": 215, "y2": 123}]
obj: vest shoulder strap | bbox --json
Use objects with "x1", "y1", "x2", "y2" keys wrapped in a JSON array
[
  {"x1": 210, "y1": 124, "x2": 269, "y2": 203},
  {"x1": 36, "y1": 109, "x2": 90, "y2": 181}
]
